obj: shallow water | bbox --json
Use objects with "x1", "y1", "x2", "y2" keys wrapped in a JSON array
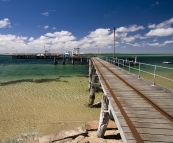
[
  {"x1": 0, "y1": 55, "x2": 103, "y2": 142},
  {"x1": 0, "y1": 76, "x2": 102, "y2": 142}
]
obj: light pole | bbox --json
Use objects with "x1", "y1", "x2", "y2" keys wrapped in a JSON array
[
  {"x1": 109, "y1": 27, "x2": 116, "y2": 58},
  {"x1": 98, "y1": 46, "x2": 99, "y2": 56}
]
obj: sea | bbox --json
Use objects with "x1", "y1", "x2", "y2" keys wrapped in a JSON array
[{"x1": 0, "y1": 54, "x2": 173, "y2": 142}]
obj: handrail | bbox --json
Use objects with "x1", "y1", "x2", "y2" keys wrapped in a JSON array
[{"x1": 99, "y1": 56, "x2": 173, "y2": 91}]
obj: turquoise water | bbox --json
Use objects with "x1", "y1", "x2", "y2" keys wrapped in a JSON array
[
  {"x1": 1, "y1": 54, "x2": 173, "y2": 84},
  {"x1": 98, "y1": 54, "x2": 173, "y2": 90},
  {"x1": 0, "y1": 55, "x2": 89, "y2": 83},
  {"x1": 97, "y1": 53, "x2": 173, "y2": 67}
]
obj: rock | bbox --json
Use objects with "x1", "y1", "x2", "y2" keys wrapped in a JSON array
[
  {"x1": 79, "y1": 131, "x2": 106, "y2": 143},
  {"x1": 90, "y1": 101, "x2": 101, "y2": 108},
  {"x1": 51, "y1": 126, "x2": 87, "y2": 142},
  {"x1": 85, "y1": 120, "x2": 117, "y2": 131},
  {"x1": 52, "y1": 138, "x2": 73, "y2": 143},
  {"x1": 20, "y1": 134, "x2": 55, "y2": 143},
  {"x1": 20, "y1": 120, "x2": 121, "y2": 143},
  {"x1": 73, "y1": 135, "x2": 85, "y2": 142}
]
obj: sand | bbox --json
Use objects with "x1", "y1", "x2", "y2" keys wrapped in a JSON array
[{"x1": 0, "y1": 76, "x2": 103, "y2": 142}]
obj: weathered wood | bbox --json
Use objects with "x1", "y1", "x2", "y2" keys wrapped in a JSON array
[
  {"x1": 81, "y1": 57, "x2": 83, "y2": 64},
  {"x1": 91, "y1": 57, "x2": 173, "y2": 143},
  {"x1": 97, "y1": 95, "x2": 110, "y2": 138},
  {"x1": 72, "y1": 57, "x2": 74, "y2": 65},
  {"x1": 62, "y1": 56, "x2": 65, "y2": 65},
  {"x1": 90, "y1": 101, "x2": 101, "y2": 108},
  {"x1": 54, "y1": 57, "x2": 58, "y2": 65},
  {"x1": 89, "y1": 86, "x2": 95, "y2": 106}
]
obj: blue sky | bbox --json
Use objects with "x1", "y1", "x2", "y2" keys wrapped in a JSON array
[{"x1": 0, "y1": 0, "x2": 173, "y2": 54}]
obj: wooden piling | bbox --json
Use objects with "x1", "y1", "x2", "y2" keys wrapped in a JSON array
[
  {"x1": 72, "y1": 57, "x2": 74, "y2": 65},
  {"x1": 62, "y1": 55, "x2": 65, "y2": 65},
  {"x1": 97, "y1": 95, "x2": 110, "y2": 138},
  {"x1": 54, "y1": 56, "x2": 58, "y2": 65},
  {"x1": 81, "y1": 57, "x2": 83, "y2": 65},
  {"x1": 88, "y1": 75, "x2": 97, "y2": 105}
]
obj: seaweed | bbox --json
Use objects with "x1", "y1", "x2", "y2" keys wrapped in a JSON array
[{"x1": 0, "y1": 78, "x2": 62, "y2": 86}]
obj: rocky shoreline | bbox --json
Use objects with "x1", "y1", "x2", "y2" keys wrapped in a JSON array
[{"x1": 20, "y1": 120, "x2": 122, "y2": 143}]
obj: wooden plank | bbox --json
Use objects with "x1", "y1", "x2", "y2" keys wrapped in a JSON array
[
  {"x1": 92, "y1": 58, "x2": 173, "y2": 142},
  {"x1": 141, "y1": 134, "x2": 173, "y2": 142},
  {"x1": 132, "y1": 122, "x2": 173, "y2": 129}
]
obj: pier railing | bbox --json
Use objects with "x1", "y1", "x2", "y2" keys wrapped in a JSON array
[{"x1": 100, "y1": 57, "x2": 173, "y2": 91}]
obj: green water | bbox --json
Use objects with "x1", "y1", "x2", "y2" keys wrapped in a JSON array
[
  {"x1": 0, "y1": 54, "x2": 173, "y2": 142},
  {"x1": 97, "y1": 54, "x2": 173, "y2": 90},
  {"x1": 0, "y1": 55, "x2": 89, "y2": 83},
  {"x1": 0, "y1": 55, "x2": 103, "y2": 142}
]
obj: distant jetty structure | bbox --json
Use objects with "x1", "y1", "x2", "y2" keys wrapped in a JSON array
[
  {"x1": 12, "y1": 48, "x2": 90, "y2": 65},
  {"x1": 12, "y1": 50, "x2": 137, "y2": 66}
]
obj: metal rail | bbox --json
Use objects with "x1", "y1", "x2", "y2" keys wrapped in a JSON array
[
  {"x1": 92, "y1": 57, "x2": 173, "y2": 142},
  {"x1": 92, "y1": 58, "x2": 144, "y2": 143},
  {"x1": 100, "y1": 57, "x2": 173, "y2": 91},
  {"x1": 95, "y1": 58, "x2": 173, "y2": 122}
]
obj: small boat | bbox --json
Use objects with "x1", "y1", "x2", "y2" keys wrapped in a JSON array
[
  {"x1": 36, "y1": 53, "x2": 44, "y2": 56},
  {"x1": 162, "y1": 61, "x2": 172, "y2": 64}
]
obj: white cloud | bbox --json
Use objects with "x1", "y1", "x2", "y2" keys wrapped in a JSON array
[
  {"x1": 52, "y1": 27, "x2": 56, "y2": 30},
  {"x1": 80, "y1": 28, "x2": 115, "y2": 49},
  {"x1": 146, "y1": 28, "x2": 173, "y2": 37},
  {"x1": 116, "y1": 25, "x2": 144, "y2": 33},
  {"x1": 148, "y1": 24, "x2": 156, "y2": 29},
  {"x1": 127, "y1": 39, "x2": 172, "y2": 47},
  {"x1": 148, "y1": 18, "x2": 173, "y2": 29},
  {"x1": 0, "y1": 34, "x2": 28, "y2": 53},
  {"x1": 163, "y1": 40, "x2": 173, "y2": 44},
  {"x1": 44, "y1": 25, "x2": 49, "y2": 29},
  {"x1": 27, "y1": 31, "x2": 77, "y2": 51},
  {"x1": 121, "y1": 36, "x2": 135, "y2": 42},
  {"x1": 127, "y1": 43, "x2": 140, "y2": 47},
  {"x1": 42, "y1": 12, "x2": 49, "y2": 16},
  {"x1": 29, "y1": 37, "x2": 34, "y2": 42},
  {"x1": 147, "y1": 43, "x2": 162, "y2": 46},
  {"x1": 1, "y1": 25, "x2": 172, "y2": 53},
  {"x1": 0, "y1": 18, "x2": 10, "y2": 28},
  {"x1": 45, "y1": 33, "x2": 55, "y2": 37}
]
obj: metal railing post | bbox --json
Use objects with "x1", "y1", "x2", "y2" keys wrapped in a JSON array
[
  {"x1": 118, "y1": 59, "x2": 119, "y2": 67},
  {"x1": 138, "y1": 63, "x2": 140, "y2": 79},
  {"x1": 123, "y1": 60, "x2": 124, "y2": 71},
  {"x1": 129, "y1": 62, "x2": 130, "y2": 72},
  {"x1": 153, "y1": 65, "x2": 157, "y2": 86}
]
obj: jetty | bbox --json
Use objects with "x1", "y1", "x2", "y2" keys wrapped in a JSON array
[
  {"x1": 88, "y1": 57, "x2": 173, "y2": 142},
  {"x1": 11, "y1": 54, "x2": 90, "y2": 65}
]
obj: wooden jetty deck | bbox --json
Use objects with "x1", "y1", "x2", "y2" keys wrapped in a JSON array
[{"x1": 89, "y1": 57, "x2": 173, "y2": 143}]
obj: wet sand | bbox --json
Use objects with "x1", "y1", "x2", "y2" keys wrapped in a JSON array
[{"x1": 0, "y1": 76, "x2": 102, "y2": 142}]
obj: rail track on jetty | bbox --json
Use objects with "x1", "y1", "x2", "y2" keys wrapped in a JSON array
[{"x1": 89, "y1": 57, "x2": 173, "y2": 143}]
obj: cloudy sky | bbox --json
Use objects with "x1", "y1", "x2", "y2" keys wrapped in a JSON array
[{"x1": 0, "y1": 0, "x2": 173, "y2": 54}]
